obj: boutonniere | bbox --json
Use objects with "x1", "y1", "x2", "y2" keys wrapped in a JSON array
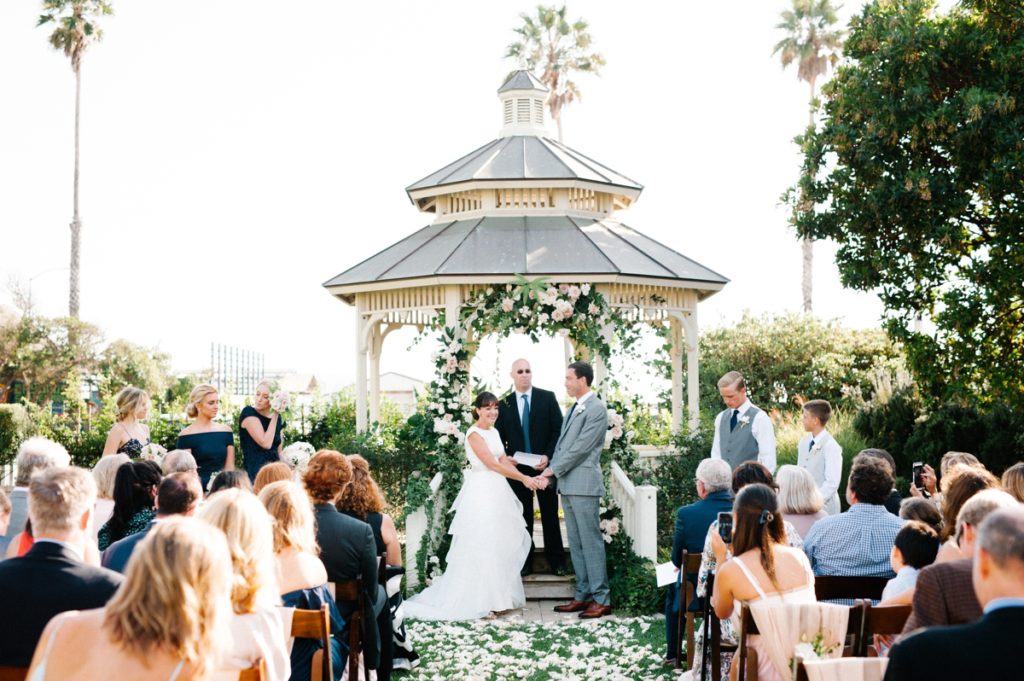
[
  {"x1": 576, "y1": 404, "x2": 587, "y2": 414},
  {"x1": 737, "y1": 414, "x2": 751, "y2": 428},
  {"x1": 810, "y1": 441, "x2": 824, "y2": 455}
]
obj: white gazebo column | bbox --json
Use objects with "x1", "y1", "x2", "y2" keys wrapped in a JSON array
[
  {"x1": 680, "y1": 310, "x2": 700, "y2": 432},
  {"x1": 354, "y1": 300, "x2": 369, "y2": 433},
  {"x1": 368, "y1": 323, "x2": 382, "y2": 426},
  {"x1": 669, "y1": 317, "x2": 684, "y2": 434}
]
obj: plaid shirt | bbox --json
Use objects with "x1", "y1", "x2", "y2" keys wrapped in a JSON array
[{"x1": 803, "y1": 503, "x2": 905, "y2": 577}]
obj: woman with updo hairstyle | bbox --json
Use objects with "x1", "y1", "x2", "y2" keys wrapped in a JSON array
[
  {"x1": 711, "y1": 484, "x2": 817, "y2": 681},
  {"x1": 98, "y1": 460, "x2": 162, "y2": 551},
  {"x1": 176, "y1": 383, "x2": 235, "y2": 490},
  {"x1": 101, "y1": 387, "x2": 152, "y2": 457},
  {"x1": 198, "y1": 488, "x2": 290, "y2": 681},
  {"x1": 239, "y1": 381, "x2": 285, "y2": 484},
  {"x1": 26, "y1": 517, "x2": 235, "y2": 680}
]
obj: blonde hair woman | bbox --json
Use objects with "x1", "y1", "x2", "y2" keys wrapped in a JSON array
[
  {"x1": 91, "y1": 454, "x2": 130, "y2": 542},
  {"x1": 776, "y1": 464, "x2": 828, "y2": 540},
  {"x1": 1002, "y1": 462, "x2": 1024, "y2": 503},
  {"x1": 259, "y1": 481, "x2": 345, "y2": 680},
  {"x1": 239, "y1": 381, "x2": 285, "y2": 484},
  {"x1": 254, "y1": 462, "x2": 293, "y2": 495},
  {"x1": 176, "y1": 384, "x2": 235, "y2": 490},
  {"x1": 198, "y1": 489, "x2": 290, "y2": 681},
  {"x1": 26, "y1": 517, "x2": 233, "y2": 680},
  {"x1": 101, "y1": 387, "x2": 152, "y2": 457}
]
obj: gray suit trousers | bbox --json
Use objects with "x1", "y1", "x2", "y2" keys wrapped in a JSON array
[{"x1": 562, "y1": 494, "x2": 609, "y2": 606}]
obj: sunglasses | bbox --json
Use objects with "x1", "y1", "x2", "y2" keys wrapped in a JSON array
[{"x1": 515, "y1": 369, "x2": 532, "y2": 374}]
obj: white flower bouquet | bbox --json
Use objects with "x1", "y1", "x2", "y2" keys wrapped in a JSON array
[
  {"x1": 270, "y1": 391, "x2": 291, "y2": 413},
  {"x1": 281, "y1": 441, "x2": 315, "y2": 471},
  {"x1": 139, "y1": 442, "x2": 167, "y2": 463}
]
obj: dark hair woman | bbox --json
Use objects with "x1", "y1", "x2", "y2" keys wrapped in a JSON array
[{"x1": 97, "y1": 460, "x2": 162, "y2": 551}]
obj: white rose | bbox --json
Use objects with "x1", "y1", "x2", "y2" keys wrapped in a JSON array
[{"x1": 581, "y1": 284, "x2": 592, "y2": 295}]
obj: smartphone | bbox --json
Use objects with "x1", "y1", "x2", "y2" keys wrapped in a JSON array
[
  {"x1": 912, "y1": 461, "x2": 931, "y2": 498},
  {"x1": 718, "y1": 512, "x2": 733, "y2": 544}
]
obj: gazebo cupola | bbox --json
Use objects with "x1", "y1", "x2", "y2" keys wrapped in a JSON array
[{"x1": 325, "y1": 71, "x2": 728, "y2": 433}]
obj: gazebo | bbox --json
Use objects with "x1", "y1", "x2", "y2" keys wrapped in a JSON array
[{"x1": 324, "y1": 71, "x2": 727, "y2": 433}]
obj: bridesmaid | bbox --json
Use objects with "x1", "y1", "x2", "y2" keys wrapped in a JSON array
[
  {"x1": 177, "y1": 383, "x2": 235, "y2": 490},
  {"x1": 101, "y1": 387, "x2": 152, "y2": 457},
  {"x1": 239, "y1": 381, "x2": 284, "y2": 483}
]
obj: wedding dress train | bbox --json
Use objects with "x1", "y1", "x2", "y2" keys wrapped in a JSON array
[{"x1": 403, "y1": 425, "x2": 532, "y2": 621}]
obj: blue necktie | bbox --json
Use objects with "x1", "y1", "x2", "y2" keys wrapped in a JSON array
[
  {"x1": 521, "y1": 394, "x2": 532, "y2": 454},
  {"x1": 729, "y1": 409, "x2": 739, "y2": 432},
  {"x1": 809, "y1": 439, "x2": 815, "y2": 452}
]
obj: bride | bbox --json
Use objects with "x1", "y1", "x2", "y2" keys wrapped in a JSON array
[{"x1": 404, "y1": 391, "x2": 543, "y2": 620}]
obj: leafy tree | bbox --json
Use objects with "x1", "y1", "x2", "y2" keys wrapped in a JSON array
[
  {"x1": 97, "y1": 339, "x2": 172, "y2": 400},
  {"x1": 0, "y1": 311, "x2": 100, "y2": 405},
  {"x1": 37, "y1": 0, "x2": 114, "y2": 318},
  {"x1": 506, "y1": 3, "x2": 605, "y2": 142},
  {"x1": 773, "y1": 0, "x2": 844, "y2": 315},
  {"x1": 789, "y1": 0, "x2": 1024, "y2": 408}
]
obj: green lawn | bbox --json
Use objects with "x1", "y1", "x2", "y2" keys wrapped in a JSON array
[{"x1": 399, "y1": 615, "x2": 685, "y2": 679}]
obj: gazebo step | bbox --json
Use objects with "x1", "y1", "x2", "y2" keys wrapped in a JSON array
[{"x1": 523, "y1": 573, "x2": 575, "y2": 600}]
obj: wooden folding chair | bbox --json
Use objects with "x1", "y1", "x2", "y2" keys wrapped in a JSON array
[
  {"x1": 0, "y1": 666, "x2": 28, "y2": 681},
  {"x1": 673, "y1": 551, "x2": 704, "y2": 670},
  {"x1": 238, "y1": 658, "x2": 267, "y2": 681},
  {"x1": 704, "y1": 573, "x2": 738, "y2": 681},
  {"x1": 813, "y1": 576, "x2": 888, "y2": 602},
  {"x1": 292, "y1": 604, "x2": 333, "y2": 681},
  {"x1": 856, "y1": 601, "x2": 911, "y2": 657},
  {"x1": 333, "y1": 577, "x2": 371, "y2": 681}
]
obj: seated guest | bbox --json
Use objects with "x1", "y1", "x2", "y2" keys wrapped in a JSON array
[
  {"x1": 899, "y1": 497, "x2": 943, "y2": 535},
  {"x1": 885, "y1": 506, "x2": 1024, "y2": 681},
  {"x1": 260, "y1": 480, "x2": 345, "y2": 680},
  {"x1": 663, "y1": 458, "x2": 732, "y2": 663},
  {"x1": 856, "y1": 449, "x2": 902, "y2": 514},
  {"x1": 26, "y1": 517, "x2": 234, "y2": 680},
  {"x1": 902, "y1": 489, "x2": 1017, "y2": 635},
  {"x1": 776, "y1": 464, "x2": 828, "y2": 539},
  {"x1": 803, "y1": 457, "x2": 905, "y2": 577},
  {"x1": 160, "y1": 448, "x2": 198, "y2": 477},
  {"x1": 101, "y1": 472, "x2": 203, "y2": 573},
  {"x1": 337, "y1": 454, "x2": 420, "y2": 672},
  {"x1": 934, "y1": 466, "x2": 1000, "y2": 563},
  {"x1": 3, "y1": 437, "x2": 71, "y2": 539},
  {"x1": 910, "y1": 451, "x2": 983, "y2": 505},
  {"x1": 0, "y1": 489, "x2": 11, "y2": 558},
  {"x1": 254, "y1": 461, "x2": 294, "y2": 495},
  {"x1": 304, "y1": 450, "x2": 391, "y2": 681},
  {"x1": 881, "y1": 521, "x2": 939, "y2": 604},
  {"x1": 97, "y1": 460, "x2": 162, "y2": 551},
  {"x1": 198, "y1": 489, "x2": 290, "y2": 681},
  {"x1": 0, "y1": 467, "x2": 123, "y2": 666},
  {"x1": 1002, "y1": 462, "x2": 1024, "y2": 503},
  {"x1": 91, "y1": 454, "x2": 130, "y2": 542},
  {"x1": 711, "y1": 484, "x2": 817, "y2": 681},
  {"x1": 208, "y1": 469, "x2": 254, "y2": 495}
]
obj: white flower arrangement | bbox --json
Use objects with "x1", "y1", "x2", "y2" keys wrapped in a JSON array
[
  {"x1": 281, "y1": 441, "x2": 315, "y2": 471},
  {"x1": 139, "y1": 442, "x2": 167, "y2": 463},
  {"x1": 599, "y1": 517, "x2": 620, "y2": 543},
  {"x1": 270, "y1": 391, "x2": 291, "y2": 413}
]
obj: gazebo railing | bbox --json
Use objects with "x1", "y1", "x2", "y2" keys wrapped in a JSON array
[
  {"x1": 609, "y1": 461, "x2": 658, "y2": 562},
  {"x1": 404, "y1": 471, "x2": 444, "y2": 590}
]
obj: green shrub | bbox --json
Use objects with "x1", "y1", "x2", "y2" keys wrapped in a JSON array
[
  {"x1": 0, "y1": 404, "x2": 30, "y2": 466},
  {"x1": 648, "y1": 428, "x2": 710, "y2": 549},
  {"x1": 604, "y1": 508, "x2": 663, "y2": 615},
  {"x1": 852, "y1": 386, "x2": 923, "y2": 473}
]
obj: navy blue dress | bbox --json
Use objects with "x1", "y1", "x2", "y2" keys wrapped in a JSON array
[
  {"x1": 176, "y1": 430, "x2": 234, "y2": 489},
  {"x1": 282, "y1": 584, "x2": 346, "y2": 681},
  {"x1": 238, "y1": 406, "x2": 284, "y2": 483}
]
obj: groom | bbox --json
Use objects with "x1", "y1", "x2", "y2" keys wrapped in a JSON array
[{"x1": 540, "y1": 361, "x2": 611, "y2": 619}]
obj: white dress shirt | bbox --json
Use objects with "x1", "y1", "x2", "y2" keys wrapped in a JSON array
[
  {"x1": 797, "y1": 428, "x2": 844, "y2": 514},
  {"x1": 514, "y1": 388, "x2": 534, "y2": 420},
  {"x1": 709, "y1": 399, "x2": 777, "y2": 472}
]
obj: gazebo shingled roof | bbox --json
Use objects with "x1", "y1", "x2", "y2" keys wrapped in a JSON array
[{"x1": 326, "y1": 70, "x2": 727, "y2": 434}]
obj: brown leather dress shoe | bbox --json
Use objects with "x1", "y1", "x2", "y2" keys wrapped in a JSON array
[
  {"x1": 578, "y1": 602, "x2": 612, "y2": 619},
  {"x1": 553, "y1": 600, "x2": 592, "y2": 613}
]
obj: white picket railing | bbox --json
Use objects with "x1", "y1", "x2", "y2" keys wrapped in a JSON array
[
  {"x1": 403, "y1": 472, "x2": 444, "y2": 590},
  {"x1": 609, "y1": 461, "x2": 658, "y2": 562},
  {"x1": 1, "y1": 463, "x2": 15, "y2": 489}
]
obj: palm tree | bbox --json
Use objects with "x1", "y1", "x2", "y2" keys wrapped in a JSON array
[
  {"x1": 506, "y1": 4, "x2": 605, "y2": 143},
  {"x1": 773, "y1": 0, "x2": 843, "y2": 315},
  {"x1": 38, "y1": 0, "x2": 113, "y2": 319}
]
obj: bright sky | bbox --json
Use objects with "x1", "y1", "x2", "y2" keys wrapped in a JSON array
[{"x1": 0, "y1": 1, "x2": 886, "y2": 398}]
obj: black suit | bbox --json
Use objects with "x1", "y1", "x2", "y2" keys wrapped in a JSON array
[
  {"x1": 101, "y1": 520, "x2": 156, "y2": 574},
  {"x1": 0, "y1": 541, "x2": 123, "y2": 666},
  {"x1": 495, "y1": 386, "x2": 565, "y2": 572},
  {"x1": 884, "y1": 605, "x2": 1024, "y2": 681},
  {"x1": 313, "y1": 503, "x2": 390, "y2": 681}
]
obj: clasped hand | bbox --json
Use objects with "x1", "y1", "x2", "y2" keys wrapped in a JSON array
[{"x1": 526, "y1": 476, "x2": 549, "y2": 491}]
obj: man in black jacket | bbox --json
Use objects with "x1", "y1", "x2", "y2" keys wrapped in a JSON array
[
  {"x1": 495, "y1": 358, "x2": 566, "y2": 576},
  {"x1": 0, "y1": 467, "x2": 123, "y2": 667},
  {"x1": 884, "y1": 505, "x2": 1024, "y2": 681}
]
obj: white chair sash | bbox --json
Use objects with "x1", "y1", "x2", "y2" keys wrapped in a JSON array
[
  {"x1": 802, "y1": 657, "x2": 888, "y2": 681},
  {"x1": 748, "y1": 601, "x2": 850, "y2": 681}
]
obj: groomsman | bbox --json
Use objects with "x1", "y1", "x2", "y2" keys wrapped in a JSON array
[
  {"x1": 495, "y1": 358, "x2": 567, "y2": 576},
  {"x1": 710, "y1": 371, "x2": 777, "y2": 472}
]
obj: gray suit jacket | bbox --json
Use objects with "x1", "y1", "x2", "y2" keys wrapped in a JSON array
[
  {"x1": 4, "y1": 489, "x2": 28, "y2": 538},
  {"x1": 550, "y1": 394, "x2": 608, "y2": 496}
]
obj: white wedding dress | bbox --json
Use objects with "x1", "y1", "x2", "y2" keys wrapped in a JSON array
[{"x1": 403, "y1": 425, "x2": 532, "y2": 620}]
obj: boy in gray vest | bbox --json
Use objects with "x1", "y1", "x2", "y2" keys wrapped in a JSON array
[{"x1": 709, "y1": 371, "x2": 776, "y2": 472}]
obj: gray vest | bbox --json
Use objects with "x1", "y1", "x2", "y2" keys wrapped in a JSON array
[{"x1": 718, "y1": 405, "x2": 762, "y2": 470}]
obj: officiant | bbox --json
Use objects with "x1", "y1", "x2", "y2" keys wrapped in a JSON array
[{"x1": 496, "y1": 358, "x2": 568, "y2": 576}]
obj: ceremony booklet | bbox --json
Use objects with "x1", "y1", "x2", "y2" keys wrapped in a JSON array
[
  {"x1": 512, "y1": 451, "x2": 544, "y2": 467},
  {"x1": 656, "y1": 561, "x2": 680, "y2": 587}
]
